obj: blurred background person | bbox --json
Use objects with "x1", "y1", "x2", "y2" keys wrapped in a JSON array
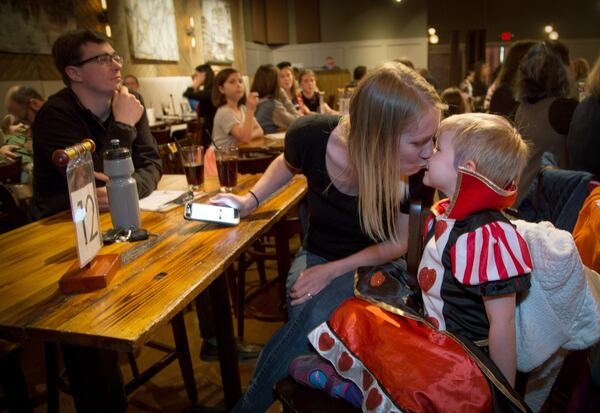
[
  {"x1": 123, "y1": 74, "x2": 140, "y2": 92},
  {"x1": 489, "y1": 40, "x2": 537, "y2": 119},
  {"x1": 567, "y1": 55, "x2": 600, "y2": 177},
  {"x1": 441, "y1": 87, "x2": 470, "y2": 117},
  {"x1": 515, "y1": 41, "x2": 578, "y2": 205},
  {"x1": 183, "y1": 64, "x2": 216, "y2": 147}
]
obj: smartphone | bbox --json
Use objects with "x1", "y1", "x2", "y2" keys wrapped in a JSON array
[{"x1": 183, "y1": 202, "x2": 240, "y2": 226}]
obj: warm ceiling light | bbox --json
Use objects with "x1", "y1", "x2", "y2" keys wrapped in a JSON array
[
  {"x1": 396, "y1": 0, "x2": 402, "y2": 3},
  {"x1": 428, "y1": 27, "x2": 436, "y2": 36},
  {"x1": 549, "y1": 30, "x2": 559, "y2": 40},
  {"x1": 429, "y1": 34, "x2": 439, "y2": 44},
  {"x1": 544, "y1": 25, "x2": 553, "y2": 33},
  {"x1": 101, "y1": 0, "x2": 107, "y2": 11}
]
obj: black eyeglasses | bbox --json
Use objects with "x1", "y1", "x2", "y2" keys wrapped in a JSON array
[{"x1": 72, "y1": 53, "x2": 124, "y2": 66}]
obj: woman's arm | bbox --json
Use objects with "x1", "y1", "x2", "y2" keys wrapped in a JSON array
[
  {"x1": 251, "y1": 117, "x2": 263, "y2": 139},
  {"x1": 483, "y1": 293, "x2": 517, "y2": 387},
  {"x1": 229, "y1": 92, "x2": 260, "y2": 144},
  {"x1": 289, "y1": 212, "x2": 409, "y2": 305},
  {"x1": 210, "y1": 153, "x2": 294, "y2": 215}
]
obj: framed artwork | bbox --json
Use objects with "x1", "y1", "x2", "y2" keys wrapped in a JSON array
[
  {"x1": 202, "y1": 0, "x2": 234, "y2": 64},
  {"x1": 125, "y1": 0, "x2": 179, "y2": 61},
  {"x1": 0, "y1": 0, "x2": 76, "y2": 54}
]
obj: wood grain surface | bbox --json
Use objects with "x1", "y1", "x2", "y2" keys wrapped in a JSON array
[
  {"x1": 0, "y1": 174, "x2": 306, "y2": 352},
  {"x1": 238, "y1": 135, "x2": 285, "y2": 154}
]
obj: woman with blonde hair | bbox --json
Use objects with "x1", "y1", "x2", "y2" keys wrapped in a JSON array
[
  {"x1": 252, "y1": 64, "x2": 299, "y2": 133},
  {"x1": 211, "y1": 61, "x2": 444, "y2": 412}
]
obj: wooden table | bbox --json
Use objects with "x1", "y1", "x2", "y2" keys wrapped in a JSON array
[
  {"x1": 239, "y1": 135, "x2": 285, "y2": 154},
  {"x1": 0, "y1": 173, "x2": 307, "y2": 412}
]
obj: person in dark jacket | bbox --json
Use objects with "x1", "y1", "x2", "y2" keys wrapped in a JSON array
[
  {"x1": 183, "y1": 64, "x2": 216, "y2": 147},
  {"x1": 31, "y1": 29, "x2": 161, "y2": 219},
  {"x1": 568, "y1": 55, "x2": 600, "y2": 178}
]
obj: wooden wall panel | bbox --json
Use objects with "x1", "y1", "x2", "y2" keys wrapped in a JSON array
[
  {"x1": 0, "y1": 0, "x2": 247, "y2": 82},
  {"x1": 295, "y1": 0, "x2": 320, "y2": 44},
  {"x1": 265, "y1": 0, "x2": 288, "y2": 45},
  {"x1": 251, "y1": 0, "x2": 266, "y2": 44}
]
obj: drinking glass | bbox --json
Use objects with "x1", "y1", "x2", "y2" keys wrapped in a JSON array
[
  {"x1": 179, "y1": 145, "x2": 204, "y2": 191},
  {"x1": 216, "y1": 146, "x2": 239, "y2": 193}
]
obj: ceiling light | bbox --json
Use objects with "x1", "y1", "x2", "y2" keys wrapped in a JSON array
[
  {"x1": 428, "y1": 27, "x2": 436, "y2": 36},
  {"x1": 544, "y1": 25, "x2": 553, "y2": 33},
  {"x1": 549, "y1": 31, "x2": 559, "y2": 40},
  {"x1": 429, "y1": 34, "x2": 439, "y2": 44}
]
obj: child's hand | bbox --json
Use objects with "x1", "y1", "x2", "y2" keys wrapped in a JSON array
[{"x1": 246, "y1": 92, "x2": 259, "y2": 113}]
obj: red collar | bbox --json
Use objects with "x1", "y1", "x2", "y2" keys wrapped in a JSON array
[{"x1": 432, "y1": 167, "x2": 517, "y2": 220}]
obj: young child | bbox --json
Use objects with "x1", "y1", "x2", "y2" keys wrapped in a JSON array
[
  {"x1": 297, "y1": 113, "x2": 533, "y2": 412},
  {"x1": 420, "y1": 113, "x2": 533, "y2": 387},
  {"x1": 211, "y1": 68, "x2": 263, "y2": 150},
  {"x1": 297, "y1": 69, "x2": 336, "y2": 115}
]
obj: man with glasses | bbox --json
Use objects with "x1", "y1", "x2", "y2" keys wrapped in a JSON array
[{"x1": 30, "y1": 29, "x2": 161, "y2": 219}]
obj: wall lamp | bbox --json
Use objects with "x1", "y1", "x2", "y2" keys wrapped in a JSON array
[
  {"x1": 99, "y1": 0, "x2": 111, "y2": 38},
  {"x1": 186, "y1": 16, "x2": 196, "y2": 48}
]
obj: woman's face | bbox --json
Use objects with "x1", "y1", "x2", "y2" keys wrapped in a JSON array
[
  {"x1": 194, "y1": 71, "x2": 206, "y2": 86},
  {"x1": 396, "y1": 106, "x2": 441, "y2": 176},
  {"x1": 300, "y1": 75, "x2": 316, "y2": 94},
  {"x1": 279, "y1": 68, "x2": 294, "y2": 91},
  {"x1": 219, "y1": 72, "x2": 245, "y2": 102}
]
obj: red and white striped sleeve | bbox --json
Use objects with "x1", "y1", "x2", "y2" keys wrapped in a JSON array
[{"x1": 450, "y1": 221, "x2": 533, "y2": 286}]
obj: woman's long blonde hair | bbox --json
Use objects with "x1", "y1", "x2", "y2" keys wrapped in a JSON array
[
  {"x1": 346, "y1": 62, "x2": 443, "y2": 243},
  {"x1": 585, "y1": 55, "x2": 600, "y2": 98}
]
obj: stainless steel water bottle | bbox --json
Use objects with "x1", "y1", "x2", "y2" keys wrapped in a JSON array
[{"x1": 103, "y1": 139, "x2": 141, "y2": 229}]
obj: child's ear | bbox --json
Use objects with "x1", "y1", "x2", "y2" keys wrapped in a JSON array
[{"x1": 463, "y1": 160, "x2": 477, "y2": 171}]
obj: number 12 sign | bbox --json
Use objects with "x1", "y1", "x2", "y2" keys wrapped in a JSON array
[{"x1": 69, "y1": 181, "x2": 102, "y2": 267}]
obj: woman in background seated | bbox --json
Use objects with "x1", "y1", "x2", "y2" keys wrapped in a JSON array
[
  {"x1": 252, "y1": 64, "x2": 299, "y2": 134},
  {"x1": 211, "y1": 68, "x2": 262, "y2": 149},
  {"x1": 279, "y1": 65, "x2": 301, "y2": 112},
  {"x1": 0, "y1": 115, "x2": 33, "y2": 183},
  {"x1": 297, "y1": 69, "x2": 335, "y2": 115},
  {"x1": 211, "y1": 62, "x2": 444, "y2": 413},
  {"x1": 568, "y1": 55, "x2": 600, "y2": 178},
  {"x1": 183, "y1": 64, "x2": 217, "y2": 147},
  {"x1": 515, "y1": 41, "x2": 579, "y2": 205}
]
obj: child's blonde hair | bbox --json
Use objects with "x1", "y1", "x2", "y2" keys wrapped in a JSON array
[{"x1": 439, "y1": 113, "x2": 529, "y2": 188}]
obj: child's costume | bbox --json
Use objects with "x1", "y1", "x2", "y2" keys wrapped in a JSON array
[{"x1": 304, "y1": 167, "x2": 534, "y2": 412}]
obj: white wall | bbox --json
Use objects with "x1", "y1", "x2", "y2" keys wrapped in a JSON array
[{"x1": 245, "y1": 37, "x2": 428, "y2": 76}]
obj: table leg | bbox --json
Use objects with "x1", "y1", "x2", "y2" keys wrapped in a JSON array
[
  {"x1": 209, "y1": 271, "x2": 241, "y2": 410},
  {"x1": 61, "y1": 343, "x2": 127, "y2": 413},
  {"x1": 171, "y1": 310, "x2": 199, "y2": 403},
  {"x1": 44, "y1": 342, "x2": 60, "y2": 413}
]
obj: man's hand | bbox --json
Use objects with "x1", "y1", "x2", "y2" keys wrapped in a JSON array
[
  {"x1": 0, "y1": 144, "x2": 21, "y2": 161},
  {"x1": 94, "y1": 172, "x2": 110, "y2": 211},
  {"x1": 112, "y1": 86, "x2": 144, "y2": 127}
]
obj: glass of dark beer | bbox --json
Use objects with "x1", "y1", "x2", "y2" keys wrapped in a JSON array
[
  {"x1": 179, "y1": 145, "x2": 204, "y2": 191},
  {"x1": 216, "y1": 145, "x2": 239, "y2": 193}
]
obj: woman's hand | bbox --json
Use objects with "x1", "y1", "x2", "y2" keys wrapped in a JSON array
[
  {"x1": 209, "y1": 192, "x2": 256, "y2": 217},
  {"x1": 289, "y1": 263, "x2": 337, "y2": 306},
  {"x1": 246, "y1": 92, "x2": 259, "y2": 113}
]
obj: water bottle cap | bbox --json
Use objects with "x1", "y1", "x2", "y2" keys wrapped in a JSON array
[{"x1": 103, "y1": 139, "x2": 131, "y2": 160}]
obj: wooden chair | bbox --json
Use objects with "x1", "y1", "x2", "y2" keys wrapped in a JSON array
[
  {"x1": 158, "y1": 143, "x2": 184, "y2": 175},
  {"x1": 186, "y1": 118, "x2": 204, "y2": 147},
  {"x1": 151, "y1": 128, "x2": 171, "y2": 145},
  {"x1": 0, "y1": 157, "x2": 22, "y2": 184}
]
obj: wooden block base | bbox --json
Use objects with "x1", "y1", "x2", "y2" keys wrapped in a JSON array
[{"x1": 59, "y1": 254, "x2": 121, "y2": 294}]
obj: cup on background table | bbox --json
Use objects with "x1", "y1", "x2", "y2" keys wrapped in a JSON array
[
  {"x1": 179, "y1": 145, "x2": 204, "y2": 191},
  {"x1": 216, "y1": 145, "x2": 239, "y2": 193}
]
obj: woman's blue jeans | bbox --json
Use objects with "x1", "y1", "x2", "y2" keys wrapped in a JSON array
[{"x1": 231, "y1": 249, "x2": 355, "y2": 413}]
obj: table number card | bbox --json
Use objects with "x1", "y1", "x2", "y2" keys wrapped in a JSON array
[
  {"x1": 66, "y1": 150, "x2": 102, "y2": 268},
  {"x1": 69, "y1": 181, "x2": 102, "y2": 267}
]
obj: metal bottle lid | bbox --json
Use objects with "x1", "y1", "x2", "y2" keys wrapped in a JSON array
[{"x1": 103, "y1": 139, "x2": 131, "y2": 160}]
